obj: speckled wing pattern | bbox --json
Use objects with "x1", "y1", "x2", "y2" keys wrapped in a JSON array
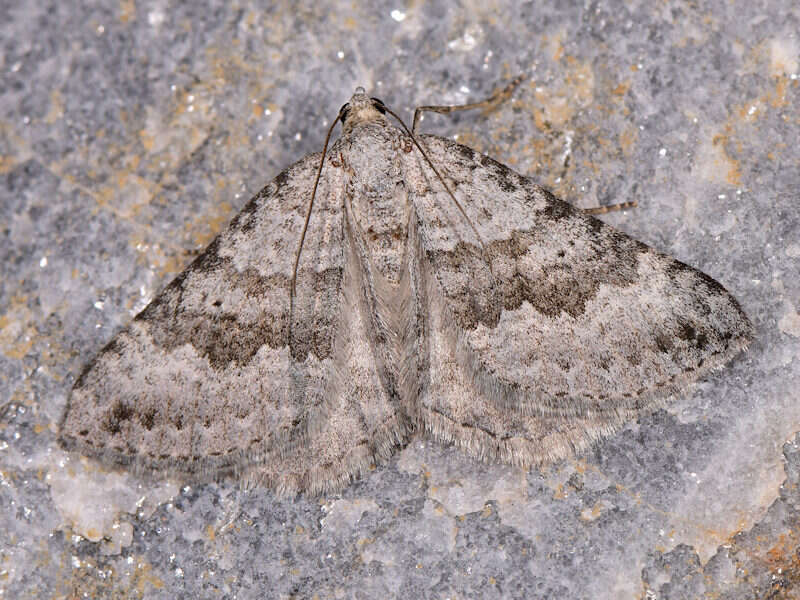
[
  {"x1": 59, "y1": 151, "x2": 406, "y2": 493},
  {"x1": 59, "y1": 89, "x2": 752, "y2": 494},
  {"x1": 406, "y1": 135, "x2": 752, "y2": 465}
]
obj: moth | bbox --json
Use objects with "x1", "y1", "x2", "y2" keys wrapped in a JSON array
[{"x1": 59, "y1": 81, "x2": 753, "y2": 495}]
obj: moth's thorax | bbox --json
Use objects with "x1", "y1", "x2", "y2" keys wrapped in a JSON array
[{"x1": 339, "y1": 122, "x2": 411, "y2": 285}]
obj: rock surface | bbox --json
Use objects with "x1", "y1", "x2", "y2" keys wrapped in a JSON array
[{"x1": 1, "y1": 1, "x2": 798, "y2": 598}]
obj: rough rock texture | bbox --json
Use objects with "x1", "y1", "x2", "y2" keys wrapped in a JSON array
[{"x1": 1, "y1": 1, "x2": 798, "y2": 598}]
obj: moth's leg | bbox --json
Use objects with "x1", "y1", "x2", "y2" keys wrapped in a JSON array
[
  {"x1": 411, "y1": 77, "x2": 635, "y2": 215},
  {"x1": 581, "y1": 201, "x2": 638, "y2": 215},
  {"x1": 412, "y1": 74, "x2": 525, "y2": 134}
]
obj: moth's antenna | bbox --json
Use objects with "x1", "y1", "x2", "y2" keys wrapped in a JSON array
[
  {"x1": 290, "y1": 111, "x2": 343, "y2": 333},
  {"x1": 381, "y1": 105, "x2": 491, "y2": 267}
]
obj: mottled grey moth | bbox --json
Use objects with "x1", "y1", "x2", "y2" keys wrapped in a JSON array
[{"x1": 59, "y1": 82, "x2": 753, "y2": 495}]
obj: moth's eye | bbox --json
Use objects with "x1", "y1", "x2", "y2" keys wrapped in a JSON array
[
  {"x1": 371, "y1": 97, "x2": 386, "y2": 114},
  {"x1": 339, "y1": 102, "x2": 351, "y2": 122}
]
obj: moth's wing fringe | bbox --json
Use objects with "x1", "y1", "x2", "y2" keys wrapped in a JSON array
[
  {"x1": 246, "y1": 414, "x2": 412, "y2": 497},
  {"x1": 60, "y1": 413, "x2": 413, "y2": 497}
]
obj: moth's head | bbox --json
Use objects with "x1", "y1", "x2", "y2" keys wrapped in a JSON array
[{"x1": 339, "y1": 87, "x2": 387, "y2": 133}]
